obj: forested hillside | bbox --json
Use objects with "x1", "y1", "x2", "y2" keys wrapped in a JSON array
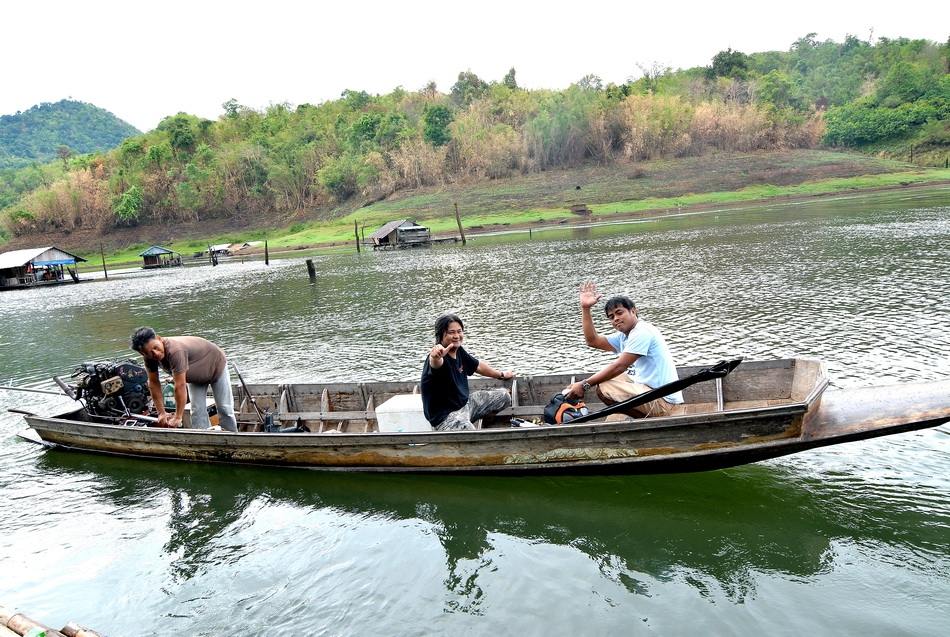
[
  {"x1": 1, "y1": 35, "x2": 947, "y2": 241},
  {"x1": 0, "y1": 100, "x2": 140, "y2": 170}
]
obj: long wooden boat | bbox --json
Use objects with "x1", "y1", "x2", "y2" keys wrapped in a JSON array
[{"x1": 18, "y1": 359, "x2": 950, "y2": 474}]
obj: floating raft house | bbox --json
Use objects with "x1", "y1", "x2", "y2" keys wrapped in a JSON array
[
  {"x1": 369, "y1": 219, "x2": 431, "y2": 250},
  {"x1": 139, "y1": 245, "x2": 182, "y2": 269},
  {"x1": 0, "y1": 246, "x2": 86, "y2": 290}
]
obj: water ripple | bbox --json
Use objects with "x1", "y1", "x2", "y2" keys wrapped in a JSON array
[{"x1": 0, "y1": 189, "x2": 949, "y2": 633}]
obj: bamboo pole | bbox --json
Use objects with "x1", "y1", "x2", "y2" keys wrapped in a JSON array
[
  {"x1": 354, "y1": 220, "x2": 361, "y2": 252},
  {"x1": 0, "y1": 385, "x2": 62, "y2": 395},
  {"x1": 61, "y1": 622, "x2": 104, "y2": 637},
  {"x1": 2, "y1": 606, "x2": 100, "y2": 637},
  {"x1": 454, "y1": 202, "x2": 466, "y2": 246},
  {"x1": 99, "y1": 243, "x2": 108, "y2": 280},
  {"x1": 5, "y1": 611, "x2": 66, "y2": 637},
  {"x1": 264, "y1": 236, "x2": 270, "y2": 266},
  {"x1": 306, "y1": 259, "x2": 317, "y2": 282}
]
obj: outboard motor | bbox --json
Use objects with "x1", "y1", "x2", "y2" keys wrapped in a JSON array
[{"x1": 72, "y1": 361, "x2": 151, "y2": 417}]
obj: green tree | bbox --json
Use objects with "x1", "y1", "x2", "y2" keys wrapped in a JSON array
[
  {"x1": 56, "y1": 145, "x2": 72, "y2": 170},
  {"x1": 757, "y1": 70, "x2": 804, "y2": 110},
  {"x1": 222, "y1": 98, "x2": 241, "y2": 119},
  {"x1": 112, "y1": 185, "x2": 143, "y2": 224},
  {"x1": 503, "y1": 67, "x2": 518, "y2": 89},
  {"x1": 146, "y1": 143, "x2": 172, "y2": 170},
  {"x1": 341, "y1": 89, "x2": 371, "y2": 110},
  {"x1": 576, "y1": 74, "x2": 603, "y2": 91},
  {"x1": 451, "y1": 71, "x2": 489, "y2": 106},
  {"x1": 423, "y1": 104, "x2": 453, "y2": 146},
  {"x1": 158, "y1": 114, "x2": 197, "y2": 155},
  {"x1": 375, "y1": 112, "x2": 410, "y2": 148},
  {"x1": 875, "y1": 61, "x2": 930, "y2": 106},
  {"x1": 635, "y1": 61, "x2": 672, "y2": 94},
  {"x1": 317, "y1": 152, "x2": 374, "y2": 200},
  {"x1": 349, "y1": 113, "x2": 382, "y2": 148},
  {"x1": 707, "y1": 48, "x2": 749, "y2": 80}
]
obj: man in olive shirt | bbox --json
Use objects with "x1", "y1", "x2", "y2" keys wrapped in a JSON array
[{"x1": 131, "y1": 327, "x2": 237, "y2": 431}]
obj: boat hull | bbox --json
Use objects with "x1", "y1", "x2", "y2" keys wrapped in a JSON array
[{"x1": 22, "y1": 380, "x2": 950, "y2": 473}]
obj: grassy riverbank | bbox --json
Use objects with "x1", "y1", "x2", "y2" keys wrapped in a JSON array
[{"x1": 71, "y1": 150, "x2": 950, "y2": 268}]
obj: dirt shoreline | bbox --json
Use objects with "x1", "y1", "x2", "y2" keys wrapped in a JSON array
[
  {"x1": 252, "y1": 178, "x2": 950, "y2": 255},
  {"x1": 73, "y1": 178, "x2": 949, "y2": 270},
  {"x1": 457, "y1": 178, "x2": 950, "y2": 238}
]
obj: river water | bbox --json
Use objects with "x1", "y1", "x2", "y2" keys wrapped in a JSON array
[{"x1": 1, "y1": 187, "x2": 948, "y2": 635}]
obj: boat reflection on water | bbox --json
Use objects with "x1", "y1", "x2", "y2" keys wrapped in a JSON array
[{"x1": 34, "y1": 447, "x2": 949, "y2": 605}]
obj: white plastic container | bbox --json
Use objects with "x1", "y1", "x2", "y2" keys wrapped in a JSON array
[{"x1": 375, "y1": 394, "x2": 431, "y2": 432}]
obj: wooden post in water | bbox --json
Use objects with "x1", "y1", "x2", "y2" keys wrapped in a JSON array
[
  {"x1": 264, "y1": 236, "x2": 270, "y2": 266},
  {"x1": 454, "y1": 202, "x2": 466, "y2": 246},
  {"x1": 99, "y1": 243, "x2": 108, "y2": 280},
  {"x1": 354, "y1": 220, "x2": 361, "y2": 253},
  {"x1": 306, "y1": 259, "x2": 316, "y2": 281},
  {"x1": 529, "y1": 228, "x2": 532, "y2": 239}
]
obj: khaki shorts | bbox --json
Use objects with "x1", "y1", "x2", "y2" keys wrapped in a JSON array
[{"x1": 596, "y1": 374, "x2": 673, "y2": 418}]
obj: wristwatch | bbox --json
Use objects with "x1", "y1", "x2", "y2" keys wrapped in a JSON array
[{"x1": 582, "y1": 381, "x2": 592, "y2": 392}]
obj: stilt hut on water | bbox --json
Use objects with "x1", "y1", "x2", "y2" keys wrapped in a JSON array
[
  {"x1": 0, "y1": 246, "x2": 86, "y2": 290},
  {"x1": 139, "y1": 245, "x2": 183, "y2": 269},
  {"x1": 369, "y1": 219, "x2": 431, "y2": 250},
  {"x1": 209, "y1": 243, "x2": 232, "y2": 257}
]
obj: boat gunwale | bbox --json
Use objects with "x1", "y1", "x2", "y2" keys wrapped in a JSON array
[{"x1": 24, "y1": 399, "x2": 812, "y2": 445}]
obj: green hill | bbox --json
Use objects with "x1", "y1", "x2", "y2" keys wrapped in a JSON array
[
  {"x1": 1, "y1": 35, "x2": 947, "y2": 245},
  {"x1": 0, "y1": 99, "x2": 140, "y2": 169}
]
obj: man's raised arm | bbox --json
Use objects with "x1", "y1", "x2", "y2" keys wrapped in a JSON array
[{"x1": 580, "y1": 281, "x2": 614, "y2": 352}]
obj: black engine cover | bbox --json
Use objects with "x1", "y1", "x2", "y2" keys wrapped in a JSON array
[{"x1": 75, "y1": 360, "x2": 151, "y2": 417}]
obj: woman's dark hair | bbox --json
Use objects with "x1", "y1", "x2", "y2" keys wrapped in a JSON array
[
  {"x1": 434, "y1": 314, "x2": 464, "y2": 343},
  {"x1": 604, "y1": 296, "x2": 636, "y2": 315},
  {"x1": 131, "y1": 326, "x2": 157, "y2": 352}
]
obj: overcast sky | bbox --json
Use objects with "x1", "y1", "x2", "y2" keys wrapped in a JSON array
[{"x1": 3, "y1": 0, "x2": 947, "y2": 131}]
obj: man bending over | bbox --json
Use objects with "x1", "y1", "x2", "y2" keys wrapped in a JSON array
[{"x1": 131, "y1": 327, "x2": 238, "y2": 431}]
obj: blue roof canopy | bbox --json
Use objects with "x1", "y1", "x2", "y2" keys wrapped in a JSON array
[{"x1": 139, "y1": 245, "x2": 176, "y2": 257}]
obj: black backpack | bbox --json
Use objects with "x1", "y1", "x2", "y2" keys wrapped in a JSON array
[{"x1": 543, "y1": 393, "x2": 589, "y2": 424}]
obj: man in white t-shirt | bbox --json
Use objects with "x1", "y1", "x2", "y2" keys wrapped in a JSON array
[{"x1": 563, "y1": 282, "x2": 683, "y2": 418}]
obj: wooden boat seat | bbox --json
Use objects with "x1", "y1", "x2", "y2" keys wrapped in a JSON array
[
  {"x1": 282, "y1": 411, "x2": 374, "y2": 421},
  {"x1": 671, "y1": 399, "x2": 776, "y2": 415},
  {"x1": 723, "y1": 399, "x2": 774, "y2": 410}
]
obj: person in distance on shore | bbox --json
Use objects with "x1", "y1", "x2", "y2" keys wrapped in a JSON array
[
  {"x1": 421, "y1": 313, "x2": 514, "y2": 431},
  {"x1": 131, "y1": 327, "x2": 237, "y2": 431},
  {"x1": 562, "y1": 282, "x2": 683, "y2": 418}
]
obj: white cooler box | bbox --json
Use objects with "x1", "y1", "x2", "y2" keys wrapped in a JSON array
[{"x1": 376, "y1": 394, "x2": 432, "y2": 432}]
